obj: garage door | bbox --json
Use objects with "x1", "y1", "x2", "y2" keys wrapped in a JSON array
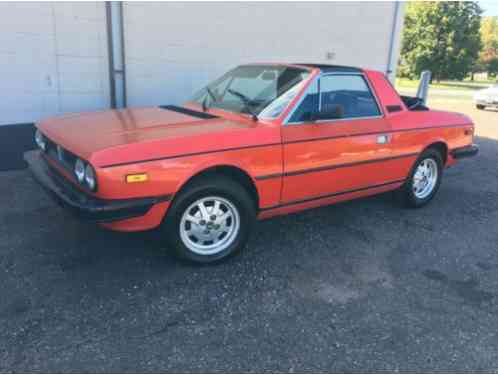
[
  {"x1": 0, "y1": 2, "x2": 110, "y2": 126},
  {"x1": 123, "y1": 2, "x2": 400, "y2": 107}
]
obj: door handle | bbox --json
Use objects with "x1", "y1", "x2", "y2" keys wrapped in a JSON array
[{"x1": 377, "y1": 134, "x2": 390, "y2": 144}]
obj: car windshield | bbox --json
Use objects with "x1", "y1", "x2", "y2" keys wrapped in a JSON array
[{"x1": 190, "y1": 65, "x2": 310, "y2": 118}]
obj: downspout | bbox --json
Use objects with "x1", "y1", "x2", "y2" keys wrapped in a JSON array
[
  {"x1": 386, "y1": 1, "x2": 401, "y2": 82},
  {"x1": 105, "y1": 2, "x2": 127, "y2": 108}
]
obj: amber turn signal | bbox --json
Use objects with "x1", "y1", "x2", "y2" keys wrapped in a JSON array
[{"x1": 126, "y1": 173, "x2": 148, "y2": 183}]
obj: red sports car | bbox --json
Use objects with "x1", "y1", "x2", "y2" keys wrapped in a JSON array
[{"x1": 25, "y1": 63, "x2": 478, "y2": 263}]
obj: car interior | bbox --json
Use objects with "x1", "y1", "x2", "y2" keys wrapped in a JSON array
[{"x1": 288, "y1": 90, "x2": 381, "y2": 123}]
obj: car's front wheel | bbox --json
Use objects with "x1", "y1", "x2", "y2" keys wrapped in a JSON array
[
  {"x1": 163, "y1": 176, "x2": 255, "y2": 263},
  {"x1": 476, "y1": 104, "x2": 485, "y2": 110},
  {"x1": 398, "y1": 148, "x2": 443, "y2": 208}
]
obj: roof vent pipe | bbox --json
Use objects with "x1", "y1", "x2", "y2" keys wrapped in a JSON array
[
  {"x1": 105, "y1": 2, "x2": 127, "y2": 108},
  {"x1": 416, "y1": 70, "x2": 431, "y2": 105}
]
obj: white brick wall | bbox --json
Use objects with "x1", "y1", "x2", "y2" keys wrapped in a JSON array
[
  {"x1": 0, "y1": 2, "x2": 404, "y2": 125},
  {"x1": 123, "y1": 2, "x2": 404, "y2": 107},
  {"x1": 0, "y1": 2, "x2": 110, "y2": 125}
]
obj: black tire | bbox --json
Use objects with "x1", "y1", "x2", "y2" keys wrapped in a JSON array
[
  {"x1": 162, "y1": 175, "x2": 256, "y2": 264},
  {"x1": 398, "y1": 148, "x2": 443, "y2": 208},
  {"x1": 476, "y1": 104, "x2": 485, "y2": 110}
]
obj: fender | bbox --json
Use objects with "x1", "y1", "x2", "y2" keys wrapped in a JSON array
[
  {"x1": 173, "y1": 158, "x2": 258, "y2": 198},
  {"x1": 162, "y1": 143, "x2": 283, "y2": 210},
  {"x1": 421, "y1": 137, "x2": 448, "y2": 156}
]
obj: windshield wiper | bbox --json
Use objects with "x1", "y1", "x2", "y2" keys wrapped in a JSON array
[
  {"x1": 202, "y1": 86, "x2": 217, "y2": 112},
  {"x1": 227, "y1": 89, "x2": 258, "y2": 121}
]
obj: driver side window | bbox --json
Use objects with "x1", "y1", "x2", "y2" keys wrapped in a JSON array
[
  {"x1": 287, "y1": 80, "x2": 318, "y2": 123},
  {"x1": 288, "y1": 74, "x2": 381, "y2": 123}
]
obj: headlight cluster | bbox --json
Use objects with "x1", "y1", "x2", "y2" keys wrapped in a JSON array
[
  {"x1": 74, "y1": 158, "x2": 97, "y2": 191},
  {"x1": 35, "y1": 129, "x2": 97, "y2": 191},
  {"x1": 35, "y1": 129, "x2": 47, "y2": 151}
]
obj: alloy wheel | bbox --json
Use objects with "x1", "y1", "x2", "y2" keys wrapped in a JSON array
[
  {"x1": 412, "y1": 158, "x2": 438, "y2": 199},
  {"x1": 179, "y1": 196, "x2": 240, "y2": 255}
]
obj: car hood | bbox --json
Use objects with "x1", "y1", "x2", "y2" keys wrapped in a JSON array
[{"x1": 37, "y1": 106, "x2": 278, "y2": 167}]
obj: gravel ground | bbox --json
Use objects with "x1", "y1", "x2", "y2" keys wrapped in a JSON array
[{"x1": 1, "y1": 101, "x2": 498, "y2": 372}]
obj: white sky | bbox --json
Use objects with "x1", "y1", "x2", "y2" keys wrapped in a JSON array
[{"x1": 480, "y1": 1, "x2": 498, "y2": 17}]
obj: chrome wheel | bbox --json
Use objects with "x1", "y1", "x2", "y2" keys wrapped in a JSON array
[
  {"x1": 412, "y1": 158, "x2": 438, "y2": 199},
  {"x1": 179, "y1": 196, "x2": 240, "y2": 256}
]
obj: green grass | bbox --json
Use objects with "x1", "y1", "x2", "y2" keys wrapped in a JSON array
[{"x1": 395, "y1": 78, "x2": 496, "y2": 92}]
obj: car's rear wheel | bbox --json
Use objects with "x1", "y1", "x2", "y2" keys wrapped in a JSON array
[
  {"x1": 162, "y1": 176, "x2": 255, "y2": 263},
  {"x1": 476, "y1": 104, "x2": 485, "y2": 110},
  {"x1": 398, "y1": 148, "x2": 443, "y2": 208}
]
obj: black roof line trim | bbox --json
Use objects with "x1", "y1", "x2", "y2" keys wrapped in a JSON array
[{"x1": 294, "y1": 63, "x2": 363, "y2": 73}]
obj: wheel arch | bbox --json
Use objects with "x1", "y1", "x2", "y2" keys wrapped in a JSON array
[
  {"x1": 173, "y1": 164, "x2": 260, "y2": 211},
  {"x1": 423, "y1": 141, "x2": 448, "y2": 165}
]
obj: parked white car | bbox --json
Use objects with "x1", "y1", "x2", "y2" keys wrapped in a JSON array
[{"x1": 474, "y1": 84, "x2": 498, "y2": 110}]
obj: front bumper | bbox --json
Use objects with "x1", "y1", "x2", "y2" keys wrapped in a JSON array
[
  {"x1": 24, "y1": 150, "x2": 171, "y2": 223},
  {"x1": 450, "y1": 144, "x2": 479, "y2": 160}
]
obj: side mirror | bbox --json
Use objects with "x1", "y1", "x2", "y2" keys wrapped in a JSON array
[{"x1": 310, "y1": 104, "x2": 344, "y2": 122}]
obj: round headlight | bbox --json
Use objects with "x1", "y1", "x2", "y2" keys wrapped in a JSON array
[
  {"x1": 35, "y1": 130, "x2": 46, "y2": 151},
  {"x1": 84, "y1": 164, "x2": 96, "y2": 191},
  {"x1": 74, "y1": 159, "x2": 85, "y2": 183}
]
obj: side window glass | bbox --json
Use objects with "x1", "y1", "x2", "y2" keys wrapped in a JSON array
[
  {"x1": 288, "y1": 79, "x2": 318, "y2": 123},
  {"x1": 319, "y1": 75, "x2": 381, "y2": 119},
  {"x1": 259, "y1": 81, "x2": 303, "y2": 119}
]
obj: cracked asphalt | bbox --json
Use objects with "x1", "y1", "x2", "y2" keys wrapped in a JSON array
[{"x1": 1, "y1": 101, "x2": 498, "y2": 372}]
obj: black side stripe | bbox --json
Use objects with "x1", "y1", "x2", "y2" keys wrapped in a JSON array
[
  {"x1": 254, "y1": 152, "x2": 418, "y2": 181},
  {"x1": 100, "y1": 123, "x2": 469, "y2": 169},
  {"x1": 283, "y1": 124, "x2": 470, "y2": 145},
  {"x1": 261, "y1": 179, "x2": 406, "y2": 211},
  {"x1": 283, "y1": 152, "x2": 417, "y2": 177},
  {"x1": 159, "y1": 105, "x2": 219, "y2": 119},
  {"x1": 255, "y1": 173, "x2": 283, "y2": 181},
  {"x1": 100, "y1": 143, "x2": 281, "y2": 168}
]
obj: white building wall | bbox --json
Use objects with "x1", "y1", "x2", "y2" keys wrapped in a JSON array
[
  {"x1": 386, "y1": 2, "x2": 406, "y2": 82},
  {"x1": 0, "y1": 2, "x2": 405, "y2": 125},
  {"x1": 123, "y1": 2, "x2": 405, "y2": 107},
  {"x1": 0, "y1": 2, "x2": 110, "y2": 125}
]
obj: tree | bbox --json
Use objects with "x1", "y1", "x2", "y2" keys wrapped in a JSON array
[
  {"x1": 487, "y1": 57, "x2": 498, "y2": 77},
  {"x1": 478, "y1": 16, "x2": 498, "y2": 77},
  {"x1": 399, "y1": 2, "x2": 482, "y2": 81}
]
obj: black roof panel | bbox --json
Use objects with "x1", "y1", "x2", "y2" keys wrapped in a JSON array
[{"x1": 295, "y1": 63, "x2": 363, "y2": 73}]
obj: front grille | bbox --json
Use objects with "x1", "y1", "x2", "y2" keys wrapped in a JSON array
[{"x1": 44, "y1": 137, "x2": 78, "y2": 176}]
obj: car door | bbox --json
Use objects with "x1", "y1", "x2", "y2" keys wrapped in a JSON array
[{"x1": 281, "y1": 72, "x2": 399, "y2": 205}]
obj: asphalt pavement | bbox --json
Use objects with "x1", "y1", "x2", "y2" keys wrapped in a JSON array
[{"x1": 1, "y1": 102, "x2": 498, "y2": 372}]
